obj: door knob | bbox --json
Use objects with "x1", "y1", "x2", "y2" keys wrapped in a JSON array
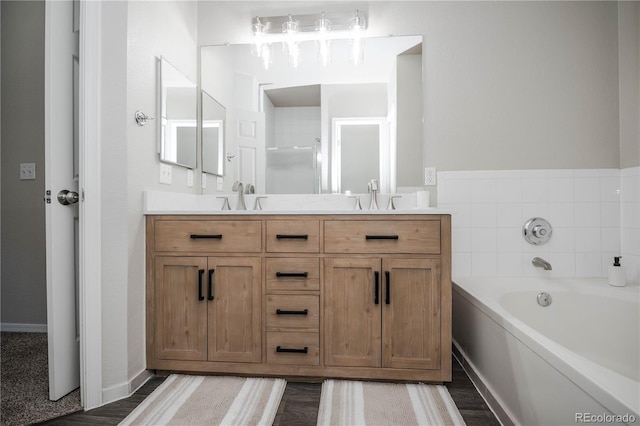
[{"x1": 57, "y1": 190, "x2": 79, "y2": 205}]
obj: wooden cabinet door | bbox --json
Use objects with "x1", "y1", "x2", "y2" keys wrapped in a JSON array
[
  {"x1": 382, "y1": 258, "x2": 441, "y2": 369},
  {"x1": 155, "y1": 257, "x2": 208, "y2": 361},
  {"x1": 324, "y1": 258, "x2": 381, "y2": 367},
  {"x1": 207, "y1": 257, "x2": 262, "y2": 363}
]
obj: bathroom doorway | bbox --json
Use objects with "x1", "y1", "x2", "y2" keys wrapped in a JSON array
[{"x1": 331, "y1": 117, "x2": 391, "y2": 193}]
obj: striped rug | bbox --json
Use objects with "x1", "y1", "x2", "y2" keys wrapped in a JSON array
[
  {"x1": 119, "y1": 375, "x2": 286, "y2": 426},
  {"x1": 317, "y1": 380, "x2": 466, "y2": 426}
]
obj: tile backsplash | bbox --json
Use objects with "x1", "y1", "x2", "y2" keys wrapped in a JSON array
[{"x1": 438, "y1": 167, "x2": 639, "y2": 283}]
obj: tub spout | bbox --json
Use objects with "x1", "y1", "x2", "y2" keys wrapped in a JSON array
[{"x1": 532, "y1": 257, "x2": 552, "y2": 270}]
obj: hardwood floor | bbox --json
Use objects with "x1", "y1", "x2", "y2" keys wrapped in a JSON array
[{"x1": 39, "y1": 355, "x2": 499, "y2": 425}]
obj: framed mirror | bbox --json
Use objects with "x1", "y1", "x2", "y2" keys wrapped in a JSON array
[
  {"x1": 201, "y1": 90, "x2": 225, "y2": 176},
  {"x1": 200, "y1": 35, "x2": 423, "y2": 193},
  {"x1": 159, "y1": 57, "x2": 197, "y2": 169}
]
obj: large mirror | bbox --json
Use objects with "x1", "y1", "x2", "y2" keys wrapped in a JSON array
[
  {"x1": 159, "y1": 57, "x2": 197, "y2": 169},
  {"x1": 200, "y1": 35, "x2": 423, "y2": 193},
  {"x1": 201, "y1": 90, "x2": 225, "y2": 176}
]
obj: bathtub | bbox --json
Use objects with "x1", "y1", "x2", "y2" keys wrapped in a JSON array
[{"x1": 452, "y1": 277, "x2": 639, "y2": 426}]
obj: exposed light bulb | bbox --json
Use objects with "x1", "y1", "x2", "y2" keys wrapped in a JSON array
[
  {"x1": 349, "y1": 10, "x2": 366, "y2": 65},
  {"x1": 282, "y1": 15, "x2": 301, "y2": 67},
  {"x1": 315, "y1": 12, "x2": 332, "y2": 67}
]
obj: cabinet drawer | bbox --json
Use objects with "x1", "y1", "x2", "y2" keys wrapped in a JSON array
[
  {"x1": 266, "y1": 332, "x2": 320, "y2": 365},
  {"x1": 266, "y1": 220, "x2": 320, "y2": 253},
  {"x1": 154, "y1": 220, "x2": 261, "y2": 253},
  {"x1": 324, "y1": 220, "x2": 440, "y2": 254},
  {"x1": 266, "y1": 258, "x2": 320, "y2": 291},
  {"x1": 266, "y1": 295, "x2": 319, "y2": 331}
]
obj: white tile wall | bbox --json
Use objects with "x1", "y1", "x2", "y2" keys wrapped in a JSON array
[
  {"x1": 621, "y1": 166, "x2": 640, "y2": 284},
  {"x1": 273, "y1": 107, "x2": 320, "y2": 148},
  {"x1": 438, "y1": 168, "x2": 636, "y2": 281}
]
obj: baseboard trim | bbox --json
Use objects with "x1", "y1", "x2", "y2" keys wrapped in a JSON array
[
  {"x1": 102, "y1": 369, "x2": 154, "y2": 406},
  {"x1": 452, "y1": 342, "x2": 516, "y2": 426},
  {"x1": 0, "y1": 323, "x2": 48, "y2": 333}
]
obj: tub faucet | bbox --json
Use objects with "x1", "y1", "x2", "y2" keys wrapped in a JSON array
[
  {"x1": 532, "y1": 257, "x2": 552, "y2": 270},
  {"x1": 232, "y1": 181, "x2": 246, "y2": 210}
]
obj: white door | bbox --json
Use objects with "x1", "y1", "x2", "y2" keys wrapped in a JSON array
[
  {"x1": 44, "y1": 0, "x2": 81, "y2": 401},
  {"x1": 234, "y1": 109, "x2": 265, "y2": 193}
]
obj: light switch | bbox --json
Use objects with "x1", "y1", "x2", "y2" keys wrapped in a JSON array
[{"x1": 20, "y1": 163, "x2": 36, "y2": 180}]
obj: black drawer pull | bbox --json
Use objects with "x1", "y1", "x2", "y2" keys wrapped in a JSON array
[
  {"x1": 207, "y1": 269, "x2": 215, "y2": 301},
  {"x1": 385, "y1": 271, "x2": 391, "y2": 304},
  {"x1": 276, "y1": 309, "x2": 308, "y2": 315},
  {"x1": 190, "y1": 234, "x2": 222, "y2": 239},
  {"x1": 276, "y1": 272, "x2": 309, "y2": 278},
  {"x1": 365, "y1": 235, "x2": 399, "y2": 240},
  {"x1": 374, "y1": 271, "x2": 379, "y2": 305},
  {"x1": 276, "y1": 234, "x2": 308, "y2": 240},
  {"x1": 276, "y1": 346, "x2": 308, "y2": 354},
  {"x1": 197, "y1": 269, "x2": 205, "y2": 301}
]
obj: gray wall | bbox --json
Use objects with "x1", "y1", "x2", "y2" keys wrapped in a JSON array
[
  {"x1": 396, "y1": 54, "x2": 423, "y2": 187},
  {"x1": 0, "y1": 1, "x2": 47, "y2": 327},
  {"x1": 618, "y1": 1, "x2": 640, "y2": 168}
]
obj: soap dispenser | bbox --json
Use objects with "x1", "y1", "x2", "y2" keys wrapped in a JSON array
[{"x1": 608, "y1": 256, "x2": 626, "y2": 287}]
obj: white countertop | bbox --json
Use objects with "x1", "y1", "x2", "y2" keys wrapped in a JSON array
[{"x1": 143, "y1": 190, "x2": 450, "y2": 216}]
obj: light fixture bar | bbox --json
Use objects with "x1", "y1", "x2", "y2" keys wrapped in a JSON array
[{"x1": 253, "y1": 11, "x2": 367, "y2": 35}]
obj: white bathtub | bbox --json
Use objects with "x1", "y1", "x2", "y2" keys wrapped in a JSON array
[{"x1": 453, "y1": 277, "x2": 639, "y2": 426}]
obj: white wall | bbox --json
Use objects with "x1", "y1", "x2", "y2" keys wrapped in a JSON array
[{"x1": 99, "y1": 0, "x2": 199, "y2": 399}]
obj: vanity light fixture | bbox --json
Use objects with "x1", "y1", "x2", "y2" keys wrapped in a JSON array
[
  {"x1": 348, "y1": 10, "x2": 366, "y2": 65},
  {"x1": 282, "y1": 15, "x2": 301, "y2": 67},
  {"x1": 315, "y1": 12, "x2": 332, "y2": 67},
  {"x1": 250, "y1": 10, "x2": 368, "y2": 69},
  {"x1": 251, "y1": 17, "x2": 272, "y2": 69}
]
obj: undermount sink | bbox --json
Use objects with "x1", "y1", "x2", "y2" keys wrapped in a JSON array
[{"x1": 143, "y1": 190, "x2": 435, "y2": 214}]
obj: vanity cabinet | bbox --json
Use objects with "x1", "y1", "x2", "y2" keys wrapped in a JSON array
[
  {"x1": 146, "y1": 214, "x2": 451, "y2": 382},
  {"x1": 154, "y1": 256, "x2": 261, "y2": 363},
  {"x1": 324, "y1": 258, "x2": 441, "y2": 370}
]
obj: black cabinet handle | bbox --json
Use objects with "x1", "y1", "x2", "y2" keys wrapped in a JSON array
[
  {"x1": 276, "y1": 309, "x2": 309, "y2": 315},
  {"x1": 276, "y1": 234, "x2": 308, "y2": 240},
  {"x1": 374, "y1": 271, "x2": 380, "y2": 305},
  {"x1": 276, "y1": 272, "x2": 309, "y2": 278},
  {"x1": 198, "y1": 269, "x2": 205, "y2": 301},
  {"x1": 385, "y1": 271, "x2": 390, "y2": 304},
  {"x1": 365, "y1": 235, "x2": 399, "y2": 240},
  {"x1": 207, "y1": 269, "x2": 214, "y2": 301},
  {"x1": 190, "y1": 234, "x2": 223, "y2": 239},
  {"x1": 276, "y1": 346, "x2": 308, "y2": 354}
]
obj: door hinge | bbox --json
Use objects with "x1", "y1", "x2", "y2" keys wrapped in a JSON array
[{"x1": 44, "y1": 190, "x2": 52, "y2": 204}]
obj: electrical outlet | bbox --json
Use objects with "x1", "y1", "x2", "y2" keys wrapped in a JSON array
[
  {"x1": 20, "y1": 163, "x2": 36, "y2": 180},
  {"x1": 216, "y1": 176, "x2": 224, "y2": 191},
  {"x1": 201, "y1": 173, "x2": 207, "y2": 189},
  {"x1": 159, "y1": 163, "x2": 172, "y2": 185},
  {"x1": 187, "y1": 169, "x2": 194, "y2": 187},
  {"x1": 424, "y1": 167, "x2": 437, "y2": 186}
]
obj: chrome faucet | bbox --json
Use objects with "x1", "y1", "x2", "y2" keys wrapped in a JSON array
[
  {"x1": 532, "y1": 257, "x2": 552, "y2": 271},
  {"x1": 232, "y1": 181, "x2": 246, "y2": 210},
  {"x1": 368, "y1": 179, "x2": 379, "y2": 210}
]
